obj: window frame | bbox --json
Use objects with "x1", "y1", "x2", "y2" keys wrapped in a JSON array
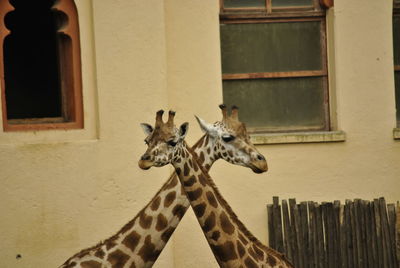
[
  {"x1": 0, "y1": 0, "x2": 83, "y2": 132},
  {"x1": 220, "y1": 0, "x2": 333, "y2": 16},
  {"x1": 220, "y1": 0, "x2": 332, "y2": 133},
  {"x1": 393, "y1": 2, "x2": 400, "y2": 127}
]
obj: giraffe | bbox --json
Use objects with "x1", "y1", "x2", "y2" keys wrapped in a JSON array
[
  {"x1": 138, "y1": 109, "x2": 294, "y2": 268},
  {"x1": 60, "y1": 105, "x2": 268, "y2": 268}
]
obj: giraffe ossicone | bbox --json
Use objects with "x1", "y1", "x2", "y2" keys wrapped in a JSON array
[
  {"x1": 139, "y1": 109, "x2": 293, "y2": 268},
  {"x1": 60, "y1": 105, "x2": 270, "y2": 268}
]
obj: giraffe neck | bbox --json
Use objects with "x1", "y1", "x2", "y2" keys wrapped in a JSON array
[
  {"x1": 192, "y1": 133, "x2": 218, "y2": 171},
  {"x1": 60, "y1": 134, "x2": 220, "y2": 268},
  {"x1": 172, "y1": 143, "x2": 294, "y2": 268}
]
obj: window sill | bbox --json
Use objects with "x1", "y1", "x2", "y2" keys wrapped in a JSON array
[
  {"x1": 250, "y1": 130, "x2": 346, "y2": 145},
  {"x1": 394, "y1": 128, "x2": 400, "y2": 140}
]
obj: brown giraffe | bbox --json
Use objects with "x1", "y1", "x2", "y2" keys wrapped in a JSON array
[
  {"x1": 138, "y1": 109, "x2": 294, "y2": 268},
  {"x1": 60, "y1": 105, "x2": 268, "y2": 268}
]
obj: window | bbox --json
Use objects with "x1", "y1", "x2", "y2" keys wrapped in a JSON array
[
  {"x1": 220, "y1": 0, "x2": 333, "y2": 133},
  {"x1": 393, "y1": 0, "x2": 400, "y2": 127},
  {"x1": 0, "y1": 0, "x2": 83, "y2": 131}
]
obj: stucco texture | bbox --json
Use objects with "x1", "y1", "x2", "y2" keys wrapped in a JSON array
[{"x1": 0, "y1": 0, "x2": 399, "y2": 267}]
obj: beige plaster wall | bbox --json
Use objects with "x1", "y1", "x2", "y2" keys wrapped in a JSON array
[
  {"x1": 163, "y1": 0, "x2": 400, "y2": 267},
  {"x1": 0, "y1": 0, "x2": 173, "y2": 267},
  {"x1": 0, "y1": 0, "x2": 399, "y2": 267}
]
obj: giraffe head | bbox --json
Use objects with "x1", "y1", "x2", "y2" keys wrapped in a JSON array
[
  {"x1": 195, "y1": 104, "x2": 267, "y2": 173},
  {"x1": 139, "y1": 110, "x2": 188, "y2": 170},
  {"x1": 139, "y1": 106, "x2": 267, "y2": 173}
]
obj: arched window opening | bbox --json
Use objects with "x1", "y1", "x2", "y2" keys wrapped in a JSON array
[{"x1": 0, "y1": 0, "x2": 83, "y2": 131}]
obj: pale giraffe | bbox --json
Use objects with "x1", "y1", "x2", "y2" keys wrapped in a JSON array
[
  {"x1": 138, "y1": 109, "x2": 294, "y2": 268},
  {"x1": 60, "y1": 105, "x2": 267, "y2": 268}
]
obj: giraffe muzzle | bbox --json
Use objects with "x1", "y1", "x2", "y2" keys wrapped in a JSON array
[
  {"x1": 138, "y1": 160, "x2": 153, "y2": 170},
  {"x1": 249, "y1": 158, "x2": 268, "y2": 173},
  {"x1": 138, "y1": 154, "x2": 153, "y2": 170}
]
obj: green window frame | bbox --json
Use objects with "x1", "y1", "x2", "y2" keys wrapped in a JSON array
[{"x1": 220, "y1": 0, "x2": 333, "y2": 133}]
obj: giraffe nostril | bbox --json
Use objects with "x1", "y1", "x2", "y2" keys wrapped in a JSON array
[
  {"x1": 141, "y1": 154, "x2": 151, "y2": 161},
  {"x1": 257, "y1": 154, "x2": 265, "y2": 161}
]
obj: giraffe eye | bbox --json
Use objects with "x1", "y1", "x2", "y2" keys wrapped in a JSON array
[
  {"x1": 222, "y1": 135, "x2": 235, "y2": 143},
  {"x1": 167, "y1": 140, "x2": 177, "y2": 147}
]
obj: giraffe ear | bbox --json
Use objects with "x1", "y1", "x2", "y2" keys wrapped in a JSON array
[
  {"x1": 195, "y1": 115, "x2": 218, "y2": 137},
  {"x1": 140, "y1": 123, "x2": 153, "y2": 136},
  {"x1": 179, "y1": 122, "x2": 189, "y2": 140}
]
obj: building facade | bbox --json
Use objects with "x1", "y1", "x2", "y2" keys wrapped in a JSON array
[{"x1": 0, "y1": 0, "x2": 399, "y2": 267}]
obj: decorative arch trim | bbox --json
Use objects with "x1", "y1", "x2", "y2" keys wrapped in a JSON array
[{"x1": 0, "y1": 0, "x2": 83, "y2": 131}]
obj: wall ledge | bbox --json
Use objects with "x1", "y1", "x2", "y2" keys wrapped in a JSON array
[
  {"x1": 394, "y1": 128, "x2": 400, "y2": 140},
  {"x1": 250, "y1": 130, "x2": 346, "y2": 145}
]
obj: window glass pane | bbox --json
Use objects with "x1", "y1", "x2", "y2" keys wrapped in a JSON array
[
  {"x1": 393, "y1": 16, "x2": 400, "y2": 66},
  {"x1": 220, "y1": 21, "x2": 322, "y2": 74},
  {"x1": 224, "y1": 0, "x2": 266, "y2": 8},
  {"x1": 272, "y1": 0, "x2": 313, "y2": 7},
  {"x1": 223, "y1": 77, "x2": 327, "y2": 131},
  {"x1": 394, "y1": 72, "x2": 400, "y2": 122}
]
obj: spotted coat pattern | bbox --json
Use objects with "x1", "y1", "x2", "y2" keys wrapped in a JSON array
[
  {"x1": 172, "y1": 144, "x2": 294, "y2": 268},
  {"x1": 59, "y1": 135, "x2": 219, "y2": 268},
  {"x1": 60, "y1": 113, "x2": 265, "y2": 268},
  {"x1": 137, "y1": 108, "x2": 293, "y2": 268}
]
